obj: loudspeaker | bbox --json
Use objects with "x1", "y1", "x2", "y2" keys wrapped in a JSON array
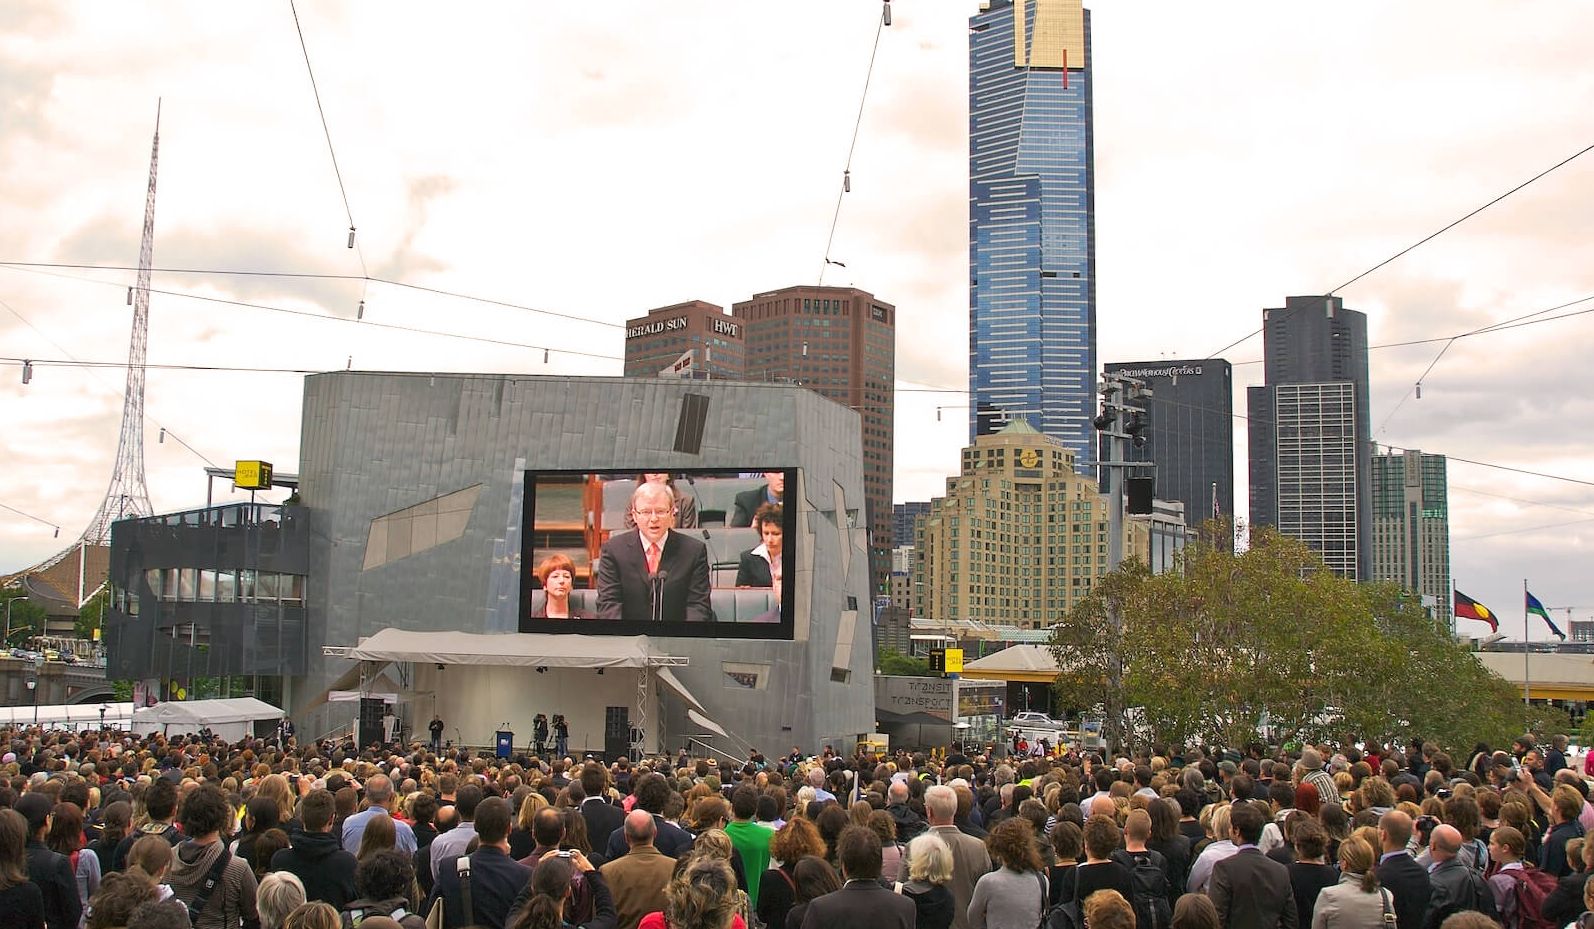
[
  {"x1": 673, "y1": 393, "x2": 710, "y2": 454},
  {"x1": 1126, "y1": 478, "x2": 1155, "y2": 515},
  {"x1": 357, "y1": 698, "x2": 385, "y2": 748},
  {"x1": 604, "y1": 706, "x2": 630, "y2": 761}
]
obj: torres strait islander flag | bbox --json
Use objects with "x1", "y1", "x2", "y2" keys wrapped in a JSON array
[
  {"x1": 1526, "y1": 590, "x2": 1566, "y2": 640},
  {"x1": 1454, "y1": 590, "x2": 1498, "y2": 632}
]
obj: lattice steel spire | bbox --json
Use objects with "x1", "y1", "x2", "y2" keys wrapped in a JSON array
[{"x1": 82, "y1": 103, "x2": 161, "y2": 544}]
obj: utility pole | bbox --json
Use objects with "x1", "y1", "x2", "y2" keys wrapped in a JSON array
[{"x1": 1093, "y1": 371, "x2": 1151, "y2": 752}]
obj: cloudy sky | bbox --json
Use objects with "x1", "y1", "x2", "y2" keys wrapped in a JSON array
[{"x1": 2, "y1": 1, "x2": 1591, "y2": 640}]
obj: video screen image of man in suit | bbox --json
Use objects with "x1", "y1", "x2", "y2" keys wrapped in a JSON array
[
  {"x1": 595, "y1": 481, "x2": 714, "y2": 622},
  {"x1": 729, "y1": 471, "x2": 785, "y2": 527}
]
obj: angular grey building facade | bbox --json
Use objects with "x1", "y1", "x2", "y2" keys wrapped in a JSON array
[
  {"x1": 111, "y1": 372, "x2": 877, "y2": 755},
  {"x1": 1247, "y1": 296, "x2": 1372, "y2": 579}
]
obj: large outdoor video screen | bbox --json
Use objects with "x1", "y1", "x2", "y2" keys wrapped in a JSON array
[{"x1": 519, "y1": 468, "x2": 796, "y2": 640}]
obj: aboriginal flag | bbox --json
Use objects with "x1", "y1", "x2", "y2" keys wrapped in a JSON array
[{"x1": 1455, "y1": 590, "x2": 1497, "y2": 632}]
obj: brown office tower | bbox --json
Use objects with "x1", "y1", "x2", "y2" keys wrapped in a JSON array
[
  {"x1": 732, "y1": 286, "x2": 896, "y2": 603},
  {"x1": 622, "y1": 300, "x2": 746, "y2": 380}
]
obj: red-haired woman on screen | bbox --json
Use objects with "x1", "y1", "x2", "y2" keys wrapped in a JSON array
[{"x1": 534, "y1": 554, "x2": 587, "y2": 619}]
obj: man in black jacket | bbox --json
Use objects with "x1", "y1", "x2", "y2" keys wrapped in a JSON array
[
  {"x1": 602, "y1": 774, "x2": 693, "y2": 860},
  {"x1": 800, "y1": 826, "x2": 914, "y2": 929},
  {"x1": 1425, "y1": 825, "x2": 1496, "y2": 929},
  {"x1": 578, "y1": 764, "x2": 624, "y2": 855},
  {"x1": 17, "y1": 793, "x2": 81, "y2": 929},
  {"x1": 270, "y1": 789, "x2": 358, "y2": 908},
  {"x1": 111, "y1": 776, "x2": 182, "y2": 871},
  {"x1": 1377, "y1": 812, "x2": 1433, "y2": 929},
  {"x1": 428, "y1": 798, "x2": 531, "y2": 929}
]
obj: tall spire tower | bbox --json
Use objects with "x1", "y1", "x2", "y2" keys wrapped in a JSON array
[{"x1": 82, "y1": 103, "x2": 160, "y2": 543}]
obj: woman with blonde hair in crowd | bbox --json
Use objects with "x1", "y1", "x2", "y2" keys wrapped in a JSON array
[
  {"x1": 1311, "y1": 836, "x2": 1391, "y2": 929},
  {"x1": 640, "y1": 857, "x2": 741, "y2": 929},
  {"x1": 281, "y1": 903, "x2": 340, "y2": 929},
  {"x1": 898, "y1": 833, "x2": 954, "y2": 929},
  {"x1": 256, "y1": 872, "x2": 307, "y2": 929}
]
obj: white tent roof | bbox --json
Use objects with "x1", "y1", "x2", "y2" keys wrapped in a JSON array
[
  {"x1": 962, "y1": 644, "x2": 1059, "y2": 673},
  {"x1": 346, "y1": 629, "x2": 663, "y2": 669},
  {"x1": 0, "y1": 702, "x2": 134, "y2": 727},
  {"x1": 131, "y1": 697, "x2": 284, "y2": 727}
]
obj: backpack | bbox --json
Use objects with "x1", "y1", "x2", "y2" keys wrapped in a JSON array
[
  {"x1": 1111, "y1": 850, "x2": 1173, "y2": 929},
  {"x1": 1505, "y1": 865, "x2": 1560, "y2": 929}
]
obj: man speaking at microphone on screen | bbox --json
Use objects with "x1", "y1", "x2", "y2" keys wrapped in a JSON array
[{"x1": 595, "y1": 480, "x2": 714, "y2": 622}]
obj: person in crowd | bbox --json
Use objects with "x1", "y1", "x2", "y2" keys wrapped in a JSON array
[
  {"x1": 734, "y1": 504, "x2": 784, "y2": 590},
  {"x1": 731, "y1": 474, "x2": 784, "y2": 529},
  {"x1": 355, "y1": 813, "x2": 397, "y2": 862},
  {"x1": 90, "y1": 802, "x2": 130, "y2": 876},
  {"x1": 1540, "y1": 786, "x2": 1586, "y2": 879},
  {"x1": 799, "y1": 826, "x2": 912, "y2": 929},
  {"x1": 969, "y1": 818, "x2": 1048, "y2": 929},
  {"x1": 757, "y1": 819, "x2": 825, "y2": 929},
  {"x1": 339, "y1": 850, "x2": 426, "y2": 929},
  {"x1": 1076, "y1": 814, "x2": 1134, "y2": 906},
  {"x1": 724, "y1": 787, "x2": 772, "y2": 909},
  {"x1": 256, "y1": 873, "x2": 306, "y2": 929},
  {"x1": 0, "y1": 808, "x2": 46, "y2": 929},
  {"x1": 1311, "y1": 836, "x2": 1390, "y2": 929},
  {"x1": 1210, "y1": 802, "x2": 1296, "y2": 929},
  {"x1": 1424, "y1": 824, "x2": 1494, "y2": 929},
  {"x1": 281, "y1": 903, "x2": 339, "y2": 929},
  {"x1": 85, "y1": 872, "x2": 155, "y2": 929},
  {"x1": 17, "y1": 793, "x2": 82, "y2": 929},
  {"x1": 124, "y1": 837, "x2": 179, "y2": 910},
  {"x1": 343, "y1": 776, "x2": 418, "y2": 858},
  {"x1": 899, "y1": 832, "x2": 955, "y2": 929},
  {"x1": 47, "y1": 802, "x2": 100, "y2": 928},
  {"x1": 1287, "y1": 820, "x2": 1338, "y2": 929},
  {"x1": 603, "y1": 811, "x2": 675, "y2": 929},
  {"x1": 1189, "y1": 805, "x2": 1237, "y2": 894},
  {"x1": 1375, "y1": 812, "x2": 1432, "y2": 929},
  {"x1": 532, "y1": 557, "x2": 586, "y2": 620},
  {"x1": 166, "y1": 786, "x2": 259, "y2": 929},
  {"x1": 270, "y1": 789, "x2": 359, "y2": 911},
  {"x1": 111, "y1": 779, "x2": 181, "y2": 873},
  {"x1": 1084, "y1": 890, "x2": 1138, "y2": 929},
  {"x1": 603, "y1": 775, "x2": 694, "y2": 861},
  {"x1": 506, "y1": 853, "x2": 615, "y2": 929},
  {"x1": 427, "y1": 797, "x2": 533, "y2": 929},
  {"x1": 914, "y1": 785, "x2": 992, "y2": 929},
  {"x1": 1486, "y1": 826, "x2": 1533, "y2": 929},
  {"x1": 1172, "y1": 893, "x2": 1224, "y2": 929},
  {"x1": 595, "y1": 482, "x2": 713, "y2": 623},
  {"x1": 125, "y1": 900, "x2": 190, "y2": 929},
  {"x1": 783, "y1": 857, "x2": 840, "y2": 929},
  {"x1": 1149, "y1": 798, "x2": 1193, "y2": 905}
]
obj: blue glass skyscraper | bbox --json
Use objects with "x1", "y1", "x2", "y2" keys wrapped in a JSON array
[{"x1": 969, "y1": 0, "x2": 1096, "y2": 469}]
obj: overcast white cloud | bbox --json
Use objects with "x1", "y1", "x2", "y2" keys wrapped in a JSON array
[{"x1": 1, "y1": 1, "x2": 1591, "y2": 638}]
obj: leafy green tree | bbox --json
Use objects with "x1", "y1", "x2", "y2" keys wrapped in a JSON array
[
  {"x1": 1050, "y1": 524, "x2": 1547, "y2": 754},
  {"x1": 1, "y1": 591, "x2": 47, "y2": 645},
  {"x1": 876, "y1": 646, "x2": 930, "y2": 677},
  {"x1": 76, "y1": 587, "x2": 109, "y2": 641}
]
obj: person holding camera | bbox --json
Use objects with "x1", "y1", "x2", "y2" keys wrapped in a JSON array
[
  {"x1": 534, "y1": 715, "x2": 550, "y2": 756},
  {"x1": 553, "y1": 715, "x2": 569, "y2": 758}
]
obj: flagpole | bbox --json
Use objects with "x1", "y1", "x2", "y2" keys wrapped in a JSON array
[{"x1": 1523, "y1": 578, "x2": 1531, "y2": 707}]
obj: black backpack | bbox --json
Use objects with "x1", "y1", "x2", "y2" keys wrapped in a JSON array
[{"x1": 1112, "y1": 850, "x2": 1173, "y2": 929}]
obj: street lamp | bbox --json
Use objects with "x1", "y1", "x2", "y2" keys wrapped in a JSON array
[
  {"x1": 99, "y1": 704, "x2": 108, "y2": 730},
  {"x1": 25, "y1": 677, "x2": 37, "y2": 726}
]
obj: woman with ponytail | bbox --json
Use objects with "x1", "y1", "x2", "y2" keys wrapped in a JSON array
[
  {"x1": 505, "y1": 852, "x2": 615, "y2": 929},
  {"x1": 1310, "y1": 836, "x2": 1393, "y2": 929}
]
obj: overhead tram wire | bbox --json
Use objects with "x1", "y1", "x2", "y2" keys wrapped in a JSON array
[
  {"x1": 1375, "y1": 291, "x2": 1594, "y2": 434},
  {"x1": 288, "y1": 0, "x2": 369, "y2": 279},
  {"x1": 0, "y1": 260, "x2": 624, "y2": 329},
  {"x1": 1203, "y1": 136, "x2": 1594, "y2": 359},
  {"x1": 0, "y1": 500, "x2": 61, "y2": 537},
  {"x1": 0, "y1": 294, "x2": 218, "y2": 468},
  {"x1": 818, "y1": 3, "x2": 888, "y2": 285}
]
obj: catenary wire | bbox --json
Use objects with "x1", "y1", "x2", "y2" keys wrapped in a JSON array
[
  {"x1": 288, "y1": 0, "x2": 369, "y2": 278},
  {"x1": 0, "y1": 500, "x2": 60, "y2": 533},
  {"x1": 818, "y1": 7, "x2": 886, "y2": 285}
]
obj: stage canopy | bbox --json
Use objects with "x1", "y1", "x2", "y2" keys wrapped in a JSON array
[{"x1": 344, "y1": 629, "x2": 668, "y2": 669}]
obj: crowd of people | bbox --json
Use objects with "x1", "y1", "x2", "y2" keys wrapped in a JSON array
[{"x1": 0, "y1": 725, "x2": 1588, "y2": 929}]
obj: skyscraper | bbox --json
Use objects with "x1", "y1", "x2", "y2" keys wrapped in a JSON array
[
  {"x1": 621, "y1": 300, "x2": 746, "y2": 380},
  {"x1": 732, "y1": 286, "x2": 895, "y2": 599},
  {"x1": 1247, "y1": 295, "x2": 1372, "y2": 579},
  {"x1": 969, "y1": 0, "x2": 1096, "y2": 468},
  {"x1": 1102, "y1": 360, "x2": 1234, "y2": 528},
  {"x1": 1371, "y1": 447, "x2": 1451, "y2": 629}
]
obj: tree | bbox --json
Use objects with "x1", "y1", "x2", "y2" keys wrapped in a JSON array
[
  {"x1": 876, "y1": 646, "x2": 930, "y2": 677},
  {"x1": 0, "y1": 590, "x2": 47, "y2": 645},
  {"x1": 1050, "y1": 525, "x2": 1547, "y2": 754},
  {"x1": 76, "y1": 587, "x2": 109, "y2": 641}
]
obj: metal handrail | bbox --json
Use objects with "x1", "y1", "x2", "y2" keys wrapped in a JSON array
[{"x1": 686, "y1": 736, "x2": 743, "y2": 765}]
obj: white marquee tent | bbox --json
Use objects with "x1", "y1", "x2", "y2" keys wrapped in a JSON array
[{"x1": 131, "y1": 697, "x2": 284, "y2": 740}]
